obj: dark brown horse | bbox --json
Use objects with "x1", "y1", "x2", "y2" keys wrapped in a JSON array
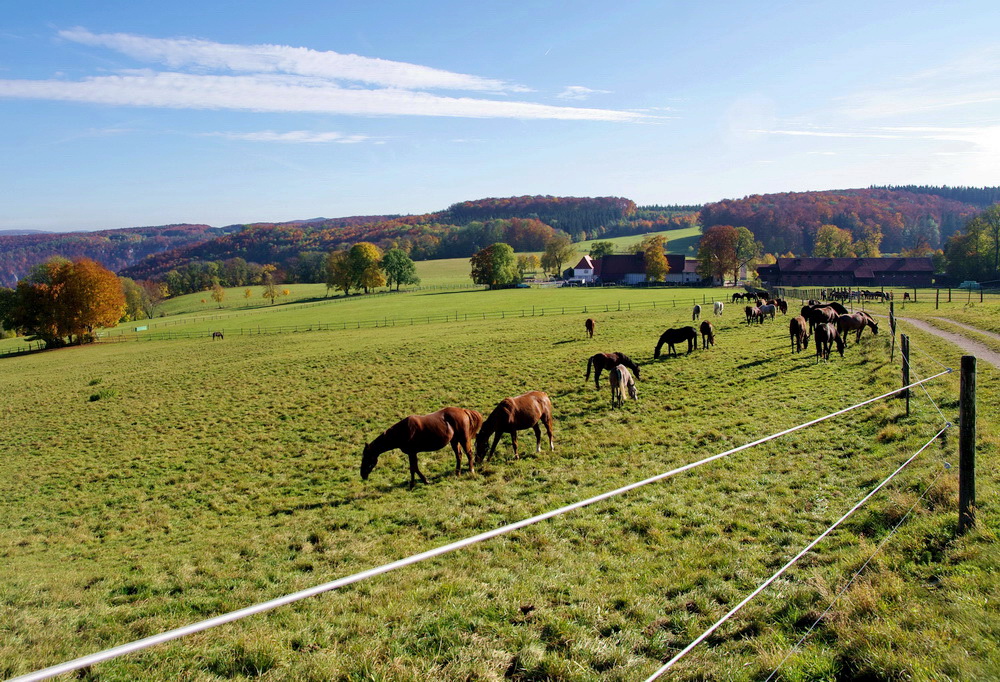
[
  {"x1": 476, "y1": 391, "x2": 554, "y2": 462},
  {"x1": 585, "y1": 318, "x2": 595, "y2": 338},
  {"x1": 814, "y1": 322, "x2": 845, "y2": 360},
  {"x1": 837, "y1": 312, "x2": 878, "y2": 345},
  {"x1": 789, "y1": 315, "x2": 810, "y2": 352},
  {"x1": 361, "y1": 407, "x2": 484, "y2": 489},
  {"x1": 699, "y1": 320, "x2": 715, "y2": 349},
  {"x1": 212, "y1": 331, "x2": 224, "y2": 340},
  {"x1": 654, "y1": 326, "x2": 697, "y2": 358},
  {"x1": 586, "y1": 352, "x2": 641, "y2": 389},
  {"x1": 745, "y1": 306, "x2": 764, "y2": 325}
]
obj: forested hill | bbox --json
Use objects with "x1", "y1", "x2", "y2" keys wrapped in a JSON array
[
  {"x1": 869, "y1": 185, "x2": 1000, "y2": 208},
  {"x1": 699, "y1": 188, "x2": 980, "y2": 255},
  {"x1": 0, "y1": 224, "x2": 232, "y2": 288},
  {"x1": 119, "y1": 196, "x2": 698, "y2": 282}
]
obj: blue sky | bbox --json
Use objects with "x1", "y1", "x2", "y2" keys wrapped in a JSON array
[{"x1": 2, "y1": 0, "x2": 998, "y2": 231}]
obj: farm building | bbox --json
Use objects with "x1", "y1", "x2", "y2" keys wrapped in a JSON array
[
  {"x1": 571, "y1": 255, "x2": 596, "y2": 283},
  {"x1": 589, "y1": 253, "x2": 702, "y2": 284},
  {"x1": 756, "y1": 257, "x2": 934, "y2": 288}
]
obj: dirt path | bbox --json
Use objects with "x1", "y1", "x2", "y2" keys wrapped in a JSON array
[{"x1": 896, "y1": 316, "x2": 1000, "y2": 369}]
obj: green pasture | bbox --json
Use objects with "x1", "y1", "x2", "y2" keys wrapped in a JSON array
[
  {"x1": 2, "y1": 285, "x2": 997, "y2": 680},
  {"x1": 573, "y1": 226, "x2": 704, "y2": 257}
]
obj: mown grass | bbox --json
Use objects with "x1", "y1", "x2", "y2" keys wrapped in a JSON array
[{"x1": 1, "y1": 286, "x2": 997, "y2": 680}]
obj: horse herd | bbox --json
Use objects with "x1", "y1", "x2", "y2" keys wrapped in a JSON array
[{"x1": 361, "y1": 296, "x2": 880, "y2": 488}]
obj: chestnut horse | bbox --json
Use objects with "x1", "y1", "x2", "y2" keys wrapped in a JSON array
[
  {"x1": 585, "y1": 318, "x2": 595, "y2": 338},
  {"x1": 654, "y1": 326, "x2": 698, "y2": 357},
  {"x1": 699, "y1": 320, "x2": 715, "y2": 349},
  {"x1": 586, "y1": 352, "x2": 641, "y2": 389},
  {"x1": 361, "y1": 407, "x2": 484, "y2": 489},
  {"x1": 476, "y1": 391, "x2": 554, "y2": 462},
  {"x1": 837, "y1": 312, "x2": 878, "y2": 345},
  {"x1": 609, "y1": 365, "x2": 638, "y2": 409},
  {"x1": 789, "y1": 315, "x2": 810, "y2": 352},
  {"x1": 814, "y1": 322, "x2": 845, "y2": 360}
]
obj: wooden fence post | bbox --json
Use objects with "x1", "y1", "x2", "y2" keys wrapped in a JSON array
[
  {"x1": 889, "y1": 301, "x2": 896, "y2": 361},
  {"x1": 936, "y1": 288, "x2": 939, "y2": 309},
  {"x1": 958, "y1": 355, "x2": 977, "y2": 534},
  {"x1": 901, "y1": 333, "x2": 910, "y2": 415}
]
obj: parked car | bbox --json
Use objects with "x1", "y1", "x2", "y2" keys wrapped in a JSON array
[{"x1": 958, "y1": 280, "x2": 981, "y2": 290}]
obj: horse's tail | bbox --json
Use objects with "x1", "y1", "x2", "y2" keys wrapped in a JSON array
[{"x1": 585, "y1": 355, "x2": 594, "y2": 382}]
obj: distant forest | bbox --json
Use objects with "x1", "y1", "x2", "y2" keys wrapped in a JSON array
[
  {"x1": 118, "y1": 196, "x2": 698, "y2": 283},
  {"x1": 2, "y1": 187, "x2": 998, "y2": 292},
  {"x1": 699, "y1": 188, "x2": 980, "y2": 255}
]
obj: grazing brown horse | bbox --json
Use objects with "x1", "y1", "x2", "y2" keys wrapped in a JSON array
[
  {"x1": 476, "y1": 391, "x2": 554, "y2": 462},
  {"x1": 212, "y1": 331, "x2": 224, "y2": 340},
  {"x1": 654, "y1": 326, "x2": 698, "y2": 358},
  {"x1": 692, "y1": 304, "x2": 701, "y2": 321},
  {"x1": 814, "y1": 322, "x2": 845, "y2": 360},
  {"x1": 585, "y1": 318, "x2": 595, "y2": 338},
  {"x1": 837, "y1": 312, "x2": 878, "y2": 345},
  {"x1": 361, "y1": 407, "x2": 484, "y2": 489},
  {"x1": 586, "y1": 352, "x2": 641, "y2": 389},
  {"x1": 789, "y1": 315, "x2": 810, "y2": 352},
  {"x1": 609, "y1": 364, "x2": 638, "y2": 409},
  {"x1": 745, "y1": 306, "x2": 764, "y2": 325},
  {"x1": 699, "y1": 320, "x2": 715, "y2": 349}
]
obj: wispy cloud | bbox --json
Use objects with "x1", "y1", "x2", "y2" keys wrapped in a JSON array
[
  {"x1": 0, "y1": 29, "x2": 650, "y2": 122},
  {"x1": 556, "y1": 85, "x2": 610, "y2": 100},
  {"x1": 208, "y1": 130, "x2": 373, "y2": 143},
  {"x1": 59, "y1": 28, "x2": 527, "y2": 93},
  {"x1": 0, "y1": 70, "x2": 646, "y2": 121},
  {"x1": 835, "y1": 48, "x2": 1000, "y2": 120}
]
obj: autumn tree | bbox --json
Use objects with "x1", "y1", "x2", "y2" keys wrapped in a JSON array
[
  {"x1": 211, "y1": 283, "x2": 226, "y2": 308},
  {"x1": 349, "y1": 242, "x2": 385, "y2": 293},
  {"x1": 588, "y1": 241, "x2": 616, "y2": 259},
  {"x1": 541, "y1": 233, "x2": 577, "y2": 277},
  {"x1": 639, "y1": 234, "x2": 669, "y2": 282},
  {"x1": 381, "y1": 249, "x2": 420, "y2": 291},
  {"x1": 2, "y1": 257, "x2": 125, "y2": 347},
  {"x1": 470, "y1": 243, "x2": 519, "y2": 289},
  {"x1": 325, "y1": 250, "x2": 353, "y2": 296},
  {"x1": 696, "y1": 225, "x2": 738, "y2": 285},
  {"x1": 733, "y1": 227, "x2": 763, "y2": 284},
  {"x1": 516, "y1": 254, "x2": 540, "y2": 279},
  {"x1": 119, "y1": 277, "x2": 147, "y2": 321},
  {"x1": 855, "y1": 224, "x2": 883, "y2": 258},
  {"x1": 140, "y1": 280, "x2": 166, "y2": 319},
  {"x1": 813, "y1": 225, "x2": 856, "y2": 257},
  {"x1": 261, "y1": 264, "x2": 279, "y2": 305}
]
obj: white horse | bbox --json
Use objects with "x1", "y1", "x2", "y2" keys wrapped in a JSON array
[
  {"x1": 692, "y1": 304, "x2": 701, "y2": 321},
  {"x1": 609, "y1": 364, "x2": 638, "y2": 409},
  {"x1": 759, "y1": 303, "x2": 777, "y2": 320},
  {"x1": 713, "y1": 301, "x2": 724, "y2": 316}
]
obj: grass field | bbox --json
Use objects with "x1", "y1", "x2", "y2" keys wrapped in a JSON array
[{"x1": 1, "y1": 284, "x2": 998, "y2": 680}]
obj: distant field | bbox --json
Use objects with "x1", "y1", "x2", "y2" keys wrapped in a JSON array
[
  {"x1": 574, "y1": 226, "x2": 703, "y2": 256},
  {"x1": 1, "y1": 280, "x2": 996, "y2": 680}
]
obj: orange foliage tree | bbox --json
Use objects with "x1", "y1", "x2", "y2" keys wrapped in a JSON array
[{"x1": 3, "y1": 257, "x2": 125, "y2": 347}]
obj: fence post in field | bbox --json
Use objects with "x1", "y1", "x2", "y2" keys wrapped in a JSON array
[
  {"x1": 959, "y1": 355, "x2": 977, "y2": 534},
  {"x1": 900, "y1": 333, "x2": 910, "y2": 416},
  {"x1": 936, "y1": 288, "x2": 939, "y2": 310},
  {"x1": 981, "y1": 288, "x2": 984, "y2": 303},
  {"x1": 889, "y1": 301, "x2": 896, "y2": 361},
  {"x1": 948, "y1": 288, "x2": 952, "y2": 303}
]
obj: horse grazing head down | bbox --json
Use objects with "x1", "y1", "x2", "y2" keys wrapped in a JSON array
[{"x1": 360, "y1": 442, "x2": 379, "y2": 480}]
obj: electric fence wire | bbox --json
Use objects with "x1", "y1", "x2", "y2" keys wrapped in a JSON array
[
  {"x1": 763, "y1": 462, "x2": 950, "y2": 682},
  {"x1": 643, "y1": 424, "x2": 951, "y2": 682},
  {"x1": 9, "y1": 372, "x2": 952, "y2": 682}
]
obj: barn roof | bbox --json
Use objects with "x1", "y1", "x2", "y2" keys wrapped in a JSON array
[
  {"x1": 773, "y1": 257, "x2": 933, "y2": 274},
  {"x1": 573, "y1": 255, "x2": 595, "y2": 270}
]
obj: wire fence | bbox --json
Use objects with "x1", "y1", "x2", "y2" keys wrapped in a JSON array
[
  {"x1": 10, "y1": 362, "x2": 954, "y2": 682},
  {"x1": 88, "y1": 296, "x2": 723, "y2": 345}
]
